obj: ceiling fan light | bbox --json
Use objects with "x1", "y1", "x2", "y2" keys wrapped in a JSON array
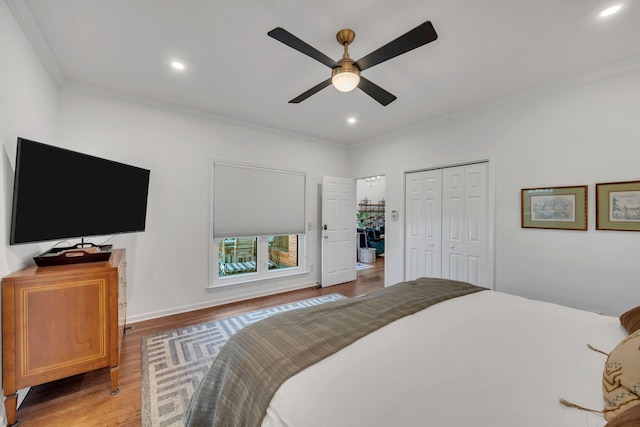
[{"x1": 332, "y1": 70, "x2": 360, "y2": 92}]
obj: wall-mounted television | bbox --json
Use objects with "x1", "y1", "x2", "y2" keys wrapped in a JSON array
[{"x1": 9, "y1": 137, "x2": 151, "y2": 246}]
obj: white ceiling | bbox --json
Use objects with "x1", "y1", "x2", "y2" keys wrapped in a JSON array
[{"x1": 9, "y1": 0, "x2": 640, "y2": 145}]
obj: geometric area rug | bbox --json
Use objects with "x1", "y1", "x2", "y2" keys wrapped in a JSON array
[{"x1": 141, "y1": 293, "x2": 347, "y2": 427}]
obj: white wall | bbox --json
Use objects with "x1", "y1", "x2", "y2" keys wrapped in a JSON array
[
  {"x1": 0, "y1": 1, "x2": 61, "y2": 423},
  {"x1": 1, "y1": 0, "x2": 349, "y2": 325},
  {"x1": 0, "y1": 5, "x2": 348, "y2": 413},
  {"x1": 349, "y1": 66, "x2": 640, "y2": 316},
  {"x1": 0, "y1": 1, "x2": 60, "y2": 273},
  {"x1": 58, "y1": 87, "x2": 349, "y2": 322}
]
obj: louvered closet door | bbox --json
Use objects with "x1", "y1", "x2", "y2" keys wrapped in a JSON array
[
  {"x1": 405, "y1": 170, "x2": 442, "y2": 280},
  {"x1": 442, "y1": 163, "x2": 489, "y2": 287}
]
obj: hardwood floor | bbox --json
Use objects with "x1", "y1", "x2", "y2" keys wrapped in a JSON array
[{"x1": 13, "y1": 257, "x2": 384, "y2": 426}]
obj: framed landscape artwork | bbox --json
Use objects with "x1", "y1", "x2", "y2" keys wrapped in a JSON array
[
  {"x1": 521, "y1": 185, "x2": 588, "y2": 230},
  {"x1": 596, "y1": 180, "x2": 640, "y2": 231}
]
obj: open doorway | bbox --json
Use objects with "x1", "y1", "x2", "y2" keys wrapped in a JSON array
[{"x1": 356, "y1": 175, "x2": 385, "y2": 275}]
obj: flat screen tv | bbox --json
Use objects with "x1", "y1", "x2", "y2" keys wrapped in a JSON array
[{"x1": 10, "y1": 137, "x2": 151, "y2": 245}]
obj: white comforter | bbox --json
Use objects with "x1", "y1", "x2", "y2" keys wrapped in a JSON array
[{"x1": 262, "y1": 290, "x2": 626, "y2": 427}]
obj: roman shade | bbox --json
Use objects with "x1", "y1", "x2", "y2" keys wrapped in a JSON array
[{"x1": 213, "y1": 162, "x2": 306, "y2": 238}]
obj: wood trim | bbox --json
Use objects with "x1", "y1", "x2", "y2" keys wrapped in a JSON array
[{"x1": 2, "y1": 280, "x2": 17, "y2": 394}]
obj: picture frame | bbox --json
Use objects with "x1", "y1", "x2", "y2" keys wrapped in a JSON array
[
  {"x1": 521, "y1": 185, "x2": 588, "y2": 230},
  {"x1": 596, "y1": 180, "x2": 640, "y2": 231}
]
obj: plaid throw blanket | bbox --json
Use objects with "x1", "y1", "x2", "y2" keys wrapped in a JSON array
[{"x1": 184, "y1": 278, "x2": 485, "y2": 427}]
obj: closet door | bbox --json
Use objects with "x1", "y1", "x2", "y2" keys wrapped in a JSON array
[
  {"x1": 441, "y1": 167, "x2": 465, "y2": 281},
  {"x1": 405, "y1": 169, "x2": 442, "y2": 280},
  {"x1": 442, "y1": 163, "x2": 488, "y2": 287}
]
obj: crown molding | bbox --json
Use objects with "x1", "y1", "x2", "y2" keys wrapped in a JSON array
[
  {"x1": 7, "y1": 0, "x2": 65, "y2": 85},
  {"x1": 9, "y1": 0, "x2": 640, "y2": 148},
  {"x1": 351, "y1": 54, "x2": 640, "y2": 149},
  {"x1": 62, "y1": 81, "x2": 344, "y2": 149},
  {"x1": 467, "y1": 54, "x2": 640, "y2": 113}
]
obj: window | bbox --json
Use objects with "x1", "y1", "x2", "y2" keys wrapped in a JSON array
[
  {"x1": 211, "y1": 162, "x2": 306, "y2": 287},
  {"x1": 214, "y1": 234, "x2": 303, "y2": 285},
  {"x1": 268, "y1": 235, "x2": 298, "y2": 271},
  {"x1": 217, "y1": 235, "x2": 299, "y2": 279},
  {"x1": 218, "y1": 237, "x2": 258, "y2": 276}
]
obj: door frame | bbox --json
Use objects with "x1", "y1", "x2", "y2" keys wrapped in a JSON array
[{"x1": 354, "y1": 174, "x2": 388, "y2": 282}]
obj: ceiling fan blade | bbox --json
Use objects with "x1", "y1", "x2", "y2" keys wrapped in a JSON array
[
  {"x1": 353, "y1": 21, "x2": 438, "y2": 72},
  {"x1": 358, "y1": 77, "x2": 397, "y2": 106},
  {"x1": 268, "y1": 27, "x2": 339, "y2": 69},
  {"x1": 289, "y1": 79, "x2": 333, "y2": 103}
]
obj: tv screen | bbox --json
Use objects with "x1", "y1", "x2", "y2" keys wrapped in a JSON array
[{"x1": 10, "y1": 138, "x2": 151, "y2": 245}]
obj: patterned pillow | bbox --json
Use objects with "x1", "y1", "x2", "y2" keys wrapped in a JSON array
[
  {"x1": 603, "y1": 330, "x2": 640, "y2": 421},
  {"x1": 620, "y1": 306, "x2": 640, "y2": 334}
]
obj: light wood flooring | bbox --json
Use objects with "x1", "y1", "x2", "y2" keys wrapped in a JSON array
[{"x1": 13, "y1": 257, "x2": 384, "y2": 426}]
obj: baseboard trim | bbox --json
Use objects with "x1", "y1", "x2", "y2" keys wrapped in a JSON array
[{"x1": 126, "y1": 280, "x2": 318, "y2": 324}]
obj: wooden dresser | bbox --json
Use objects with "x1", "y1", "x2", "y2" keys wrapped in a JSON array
[{"x1": 2, "y1": 249, "x2": 127, "y2": 426}]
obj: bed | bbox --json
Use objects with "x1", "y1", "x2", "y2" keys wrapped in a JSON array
[{"x1": 184, "y1": 277, "x2": 637, "y2": 427}]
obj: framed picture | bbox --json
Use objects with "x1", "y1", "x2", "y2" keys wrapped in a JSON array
[
  {"x1": 521, "y1": 185, "x2": 588, "y2": 230},
  {"x1": 596, "y1": 180, "x2": 640, "y2": 231}
]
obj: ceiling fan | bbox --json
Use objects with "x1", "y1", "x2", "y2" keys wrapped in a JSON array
[{"x1": 267, "y1": 21, "x2": 438, "y2": 106}]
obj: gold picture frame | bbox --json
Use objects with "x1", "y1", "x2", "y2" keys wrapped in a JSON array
[
  {"x1": 521, "y1": 185, "x2": 588, "y2": 230},
  {"x1": 596, "y1": 180, "x2": 640, "y2": 231}
]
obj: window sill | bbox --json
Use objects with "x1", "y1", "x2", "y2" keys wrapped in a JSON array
[{"x1": 209, "y1": 267, "x2": 309, "y2": 289}]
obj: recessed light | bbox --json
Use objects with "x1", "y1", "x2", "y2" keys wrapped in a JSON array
[
  {"x1": 347, "y1": 117, "x2": 357, "y2": 124},
  {"x1": 599, "y1": 4, "x2": 622, "y2": 17},
  {"x1": 171, "y1": 61, "x2": 185, "y2": 70}
]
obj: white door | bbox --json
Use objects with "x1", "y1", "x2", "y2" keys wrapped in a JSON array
[
  {"x1": 441, "y1": 167, "x2": 465, "y2": 281},
  {"x1": 405, "y1": 170, "x2": 442, "y2": 280},
  {"x1": 442, "y1": 163, "x2": 489, "y2": 287},
  {"x1": 321, "y1": 176, "x2": 356, "y2": 287},
  {"x1": 405, "y1": 162, "x2": 490, "y2": 288},
  {"x1": 462, "y1": 163, "x2": 489, "y2": 285}
]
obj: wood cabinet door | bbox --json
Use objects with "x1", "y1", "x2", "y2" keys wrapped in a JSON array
[{"x1": 14, "y1": 275, "x2": 110, "y2": 388}]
